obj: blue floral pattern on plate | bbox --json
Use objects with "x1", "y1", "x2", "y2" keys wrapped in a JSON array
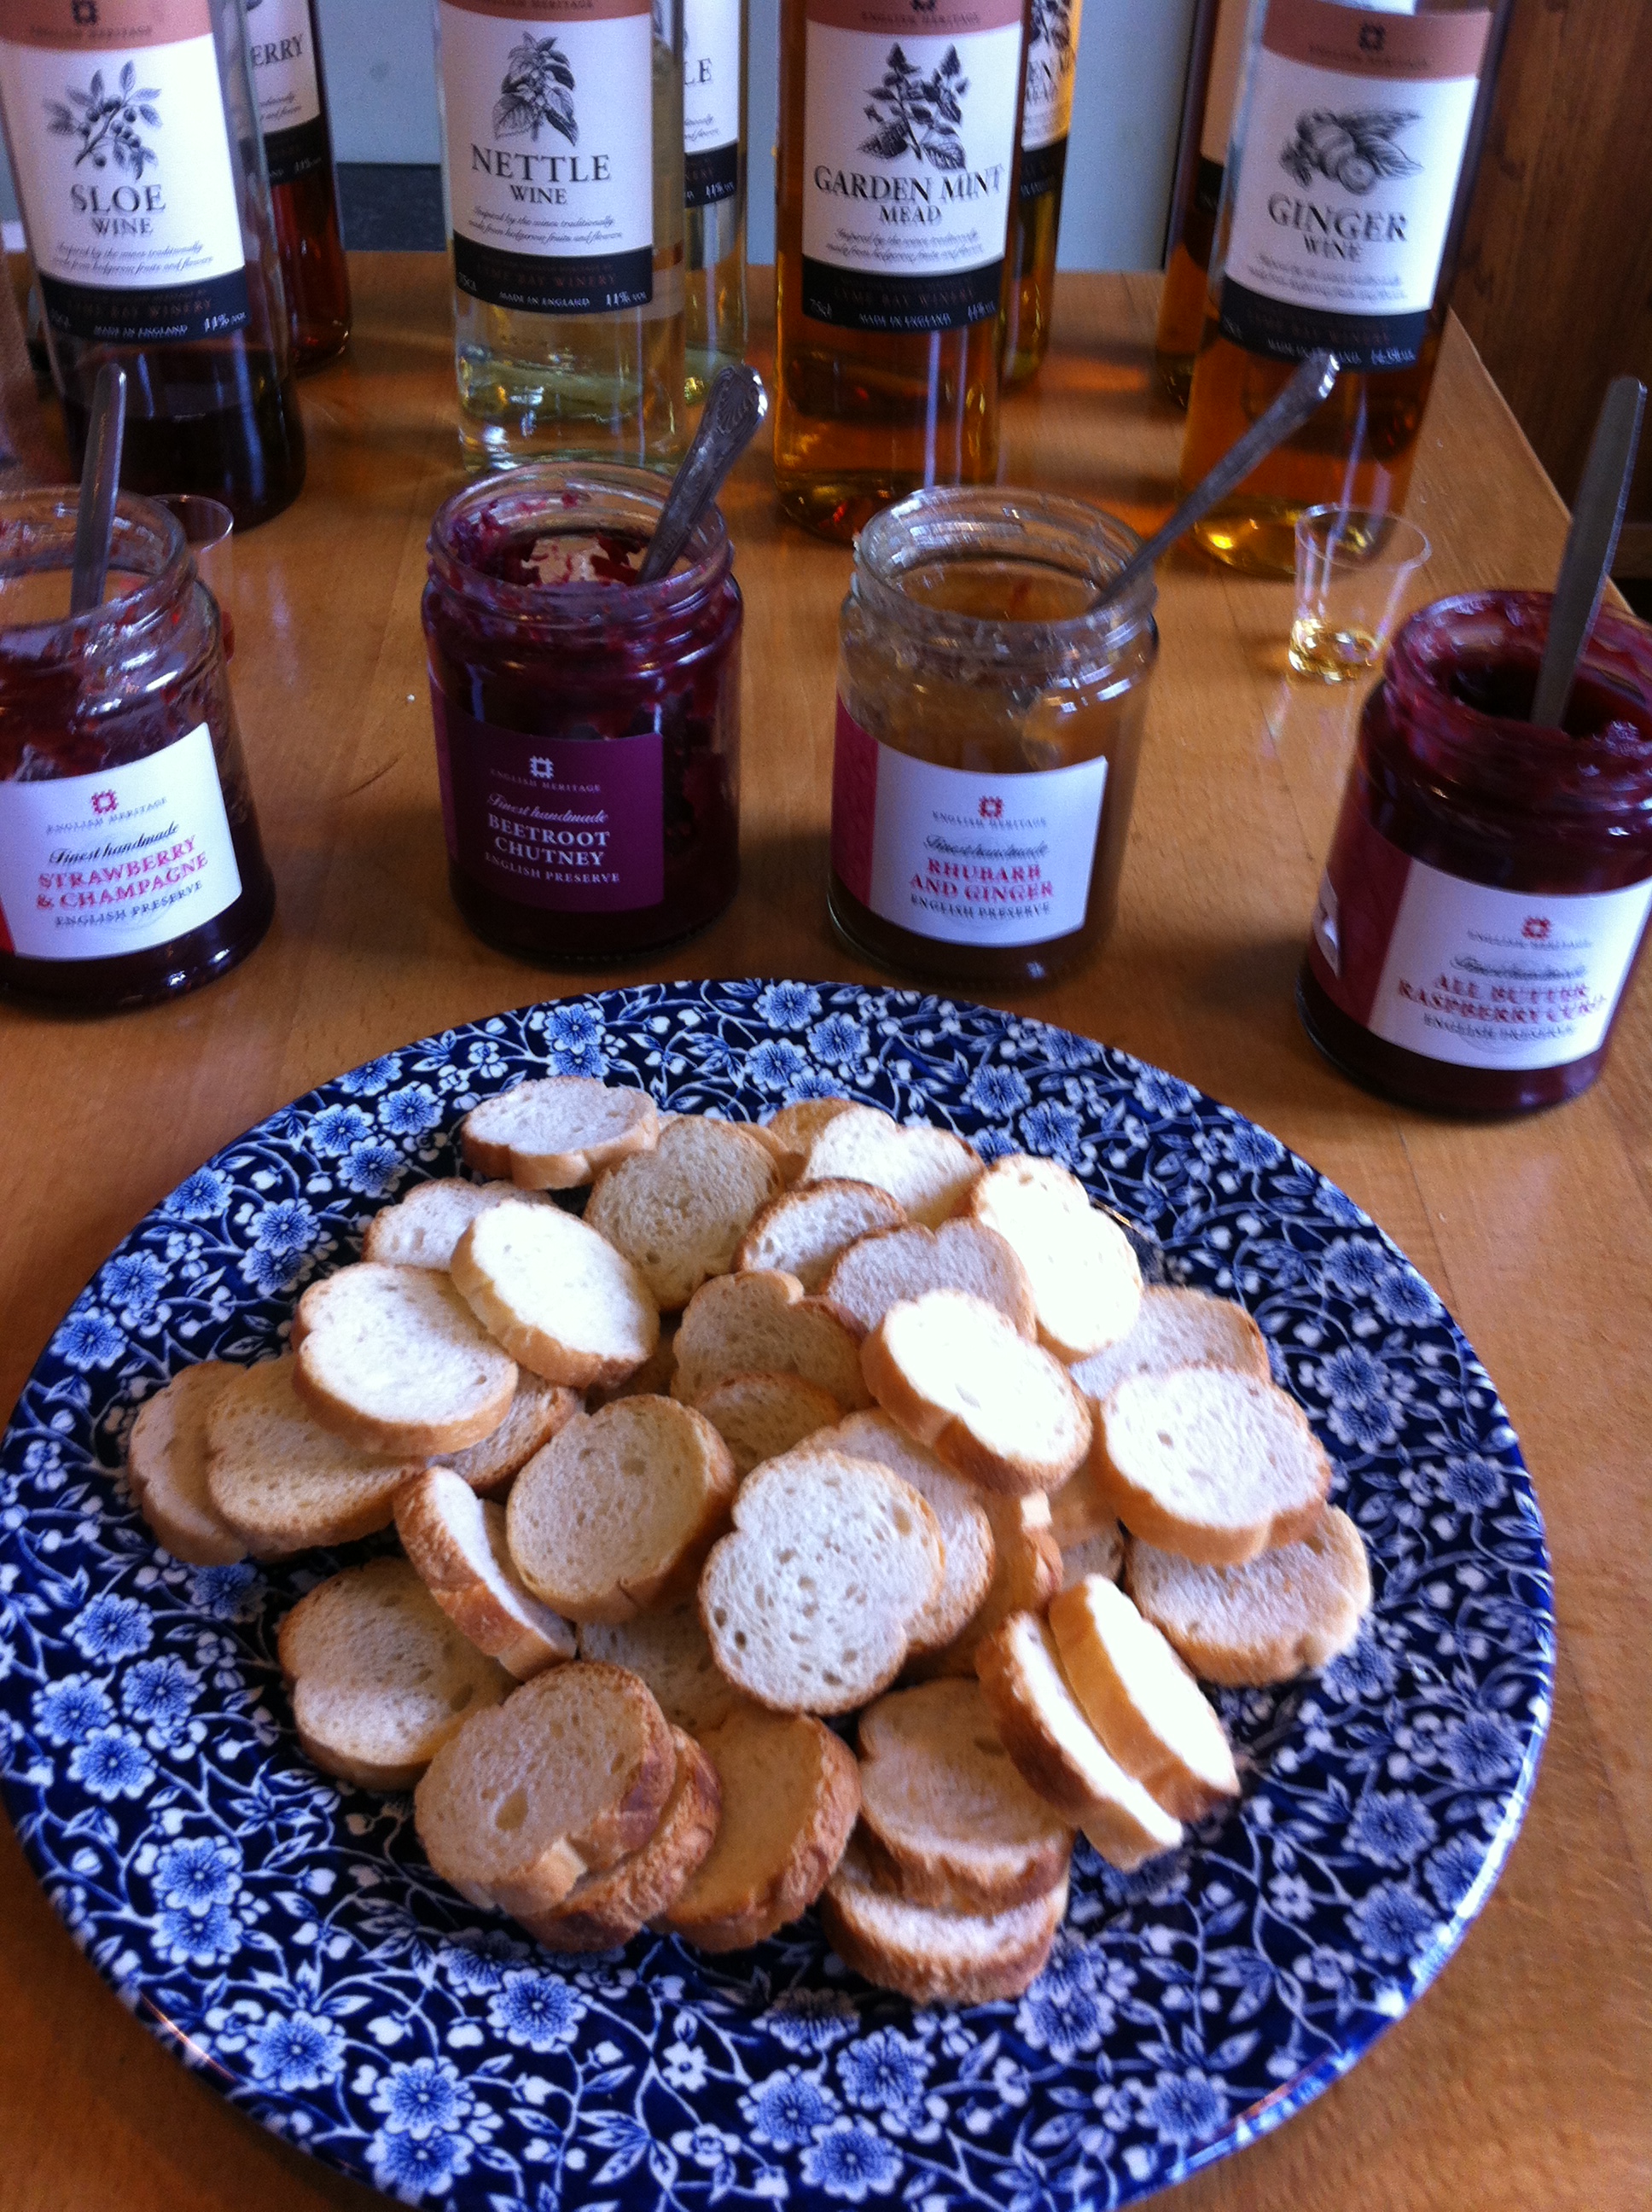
[{"x1": 0, "y1": 981, "x2": 1552, "y2": 2210}]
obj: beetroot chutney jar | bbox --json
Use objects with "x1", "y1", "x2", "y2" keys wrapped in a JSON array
[
  {"x1": 1300, "y1": 591, "x2": 1652, "y2": 1115},
  {"x1": 422, "y1": 465, "x2": 742, "y2": 962}
]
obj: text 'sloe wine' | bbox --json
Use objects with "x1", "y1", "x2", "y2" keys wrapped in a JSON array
[
  {"x1": 248, "y1": 0, "x2": 351, "y2": 371},
  {"x1": 1179, "y1": 0, "x2": 1509, "y2": 576},
  {"x1": 773, "y1": 0, "x2": 1027, "y2": 542},
  {"x1": 436, "y1": 0, "x2": 686, "y2": 471},
  {"x1": 1002, "y1": 0, "x2": 1084, "y2": 389},
  {"x1": 683, "y1": 0, "x2": 747, "y2": 404},
  {"x1": 0, "y1": 0, "x2": 305, "y2": 528},
  {"x1": 1154, "y1": 0, "x2": 1247, "y2": 405}
]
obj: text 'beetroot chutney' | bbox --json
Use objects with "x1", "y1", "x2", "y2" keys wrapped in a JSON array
[{"x1": 422, "y1": 464, "x2": 742, "y2": 963}]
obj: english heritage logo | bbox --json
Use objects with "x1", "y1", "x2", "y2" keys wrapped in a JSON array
[
  {"x1": 494, "y1": 32, "x2": 577, "y2": 148},
  {"x1": 859, "y1": 44, "x2": 969, "y2": 172},
  {"x1": 1280, "y1": 108, "x2": 1421, "y2": 197},
  {"x1": 45, "y1": 61, "x2": 161, "y2": 181}
]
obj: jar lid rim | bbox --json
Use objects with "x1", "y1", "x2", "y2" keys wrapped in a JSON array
[
  {"x1": 1390, "y1": 588, "x2": 1652, "y2": 760},
  {"x1": 0, "y1": 488, "x2": 189, "y2": 649}
]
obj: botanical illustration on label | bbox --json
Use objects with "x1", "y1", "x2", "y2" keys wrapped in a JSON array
[
  {"x1": 684, "y1": 0, "x2": 739, "y2": 209},
  {"x1": 830, "y1": 701, "x2": 1107, "y2": 947},
  {"x1": 0, "y1": 723, "x2": 241, "y2": 962},
  {"x1": 1019, "y1": 0, "x2": 1082, "y2": 205},
  {"x1": 247, "y1": 0, "x2": 328, "y2": 190},
  {"x1": 801, "y1": 0, "x2": 1023, "y2": 334},
  {"x1": 0, "y1": 0, "x2": 248, "y2": 345},
  {"x1": 439, "y1": 0, "x2": 654, "y2": 317},
  {"x1": 1194, "y1": 0, "x2": 1248, "y2": 216},
  {"x1": 1219, "y1": 0, "x2": 1492, "y2": 370}
]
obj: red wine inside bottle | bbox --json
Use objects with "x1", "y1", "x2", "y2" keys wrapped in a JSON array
[{"x1": 248, "y1": 0, "x2": 351, "y2": 370}]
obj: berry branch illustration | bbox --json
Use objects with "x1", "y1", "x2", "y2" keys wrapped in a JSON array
[
  {"x1": 494, "y1": 32, "x2": 577, "y2": 148},
  {"x1": 859, "y1": 44, "x2": 969, "y2": 173},
  {"x1": 44, "y1": 62, "x2": 161, "y2": 178}
]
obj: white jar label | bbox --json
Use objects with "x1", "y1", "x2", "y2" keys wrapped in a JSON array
[
  {"x1": 0, "y1": 724, "x2": 242, "y2": 963},
  {"x1": 439, "y1": 0, "x2": 654, "y2": 317},
  {"x1": 801, "y1": 0, "x2": 1023, "y2": 334},
  {"x1": 830, "y1": 700, "x2": 1108, "y2": 948},
  {"x1": 683, "y1": 0, "x2": 739, "y2": 208},
  {"x1": 247, "y1": 0, "x2": 327, "y2": 190},
  {"x1": 0, "y1": 0, "x2": 249, "y2": 345},
  {"x1": 1219, "y1": 0, "x2": 1492, "y2": 371}
]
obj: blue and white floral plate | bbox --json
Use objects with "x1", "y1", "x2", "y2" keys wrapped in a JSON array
[{"x1": 0, "y1": 981, "x2": 1552, "y2": 2211}]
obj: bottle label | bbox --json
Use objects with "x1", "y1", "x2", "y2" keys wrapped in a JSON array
[
  {"x1": 1194, "y1": 0, "x2": 1248, "y2": 216},
  {"x1": 800, "y1": 0, "x2": 1023, "y2": 335},
  {"x1": 684, "y1": 0, "x2": 739, "y2": 208},
  {"x1": 432, "y1": 691, "x2": 664, "y2": 914},
  {"x1": 1019, "y1": 0, "x2": 1083, "y2": 206},
  {"x1": 247, "y1": 0, "x2": 329, "y2": 190},
  {"x1": 1307, "y1": 799, "x2": 1652, "y2": 1073},
  {"x1": 0, "y1": 0, "x2": 249, "y2": 345},
  {"x1": 439, "y1": 0, "x2": 654, "y2": 317},
  {"x1": 830, "y1": 699, "x2": 1107, "y2": 948},
  {"x1": 1218, "y1": 0, "x2": 1492, "y2": 370},
  {"x1": 0, "y1": 723, "x2": 241, "y2": 963}
]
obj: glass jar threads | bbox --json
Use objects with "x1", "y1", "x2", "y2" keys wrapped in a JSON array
[
  {"x1": 828, "y1": 487, "x2": 1159, "y2": 987},
  {"x1": 422, "y1": 463, "x2": 742, "y2": 962}
]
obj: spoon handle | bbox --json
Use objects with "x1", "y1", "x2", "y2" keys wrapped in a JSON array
[
  {"x1": 1530, "y1": 374, "x2": 1646, "y2": 731},
  {"x1": 637, "y1": 364, "x2": 769, "y2": 585},
  {"x1": 68, "y1": 363, "x2": 127, "y2": 616}
]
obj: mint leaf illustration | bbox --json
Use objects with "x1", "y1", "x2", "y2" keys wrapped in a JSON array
[{"x1": 858, "y1": 42, "x2": 969, "y2": 171}]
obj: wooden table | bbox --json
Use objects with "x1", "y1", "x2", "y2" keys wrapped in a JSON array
[{"x1": 2, "y1": 260, "x2": 1648, "y2": 2212}]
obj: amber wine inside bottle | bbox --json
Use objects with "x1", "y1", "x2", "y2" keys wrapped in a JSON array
[
  {"x1": 249, "y1": 0, "x2": 352, "y2": 372},
  {"x1": 683, "y1": 0, "x2": 747, "y2": 404},
  {"x1": 1154, "y1": 0, "x2": 1246, "y2": 405},
  {"x1": 1003, "y1": 0, "x2": 1084, "y2": 389}
]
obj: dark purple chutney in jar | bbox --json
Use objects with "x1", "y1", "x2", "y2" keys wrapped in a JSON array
[{"x1": 422, "y1": 466, "x2": 742, "y2": 963}]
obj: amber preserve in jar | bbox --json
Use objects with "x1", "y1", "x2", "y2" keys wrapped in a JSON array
[
  {"x1": 0, "y1": 490, "x2": 274, "y2": 1012},
  {"x1": 422, "y1": 466, "x2": 742, "y2": 963},
  {"x1": 828, "y1": 489, "x2": 1158, "y2": 986}
]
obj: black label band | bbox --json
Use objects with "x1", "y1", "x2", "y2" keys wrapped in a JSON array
[
  {"x1": 1193, "y1": 154, "x2": 1224, "y2": 222},
  {"x1": 686, "y1": 140, "x2": 739, "y2": 211},
  {"x1": 800, "y1": 256, "x2": 1003, "y2": 335},
  {"x1": 265, "y1": 114, "x2": 331, "y2": 192},
  {"x1": 1019, "y1": 136, "x2": 1067, "y2": 207},
  {"x1": 39, "y1": 268, "x2": 251, "y2": 346},
  {"x1": 453, "y1": 234, "x2": 653, "y2": 317},
  {"x1": 1219, "y1": 276, "x2": 1428, "y2": 373}
]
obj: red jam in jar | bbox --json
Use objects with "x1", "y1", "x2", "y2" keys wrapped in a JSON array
[
  {"x1": 422, "y1": 465, "x2": 742, "y2": 963},
  {"x1": 1300, "y1": 591, "x2": 1652, "y2": 1114}
]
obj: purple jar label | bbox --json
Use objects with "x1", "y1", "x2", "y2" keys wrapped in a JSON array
[{"x1": 432, "y1": 691, "x2": 664, "y2": 913}]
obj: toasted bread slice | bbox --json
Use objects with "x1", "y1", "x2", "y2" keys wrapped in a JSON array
[
  {"x1": 461, "y1": 1075, "x2": 659, "y2": 1190},
  {"x1": 578, "y1": 1604, "x2": 744, "y2": 1733},
  {"x1": 811, "y1": 1409, "x2": 994, "y2": 1653},
  {"x1": 451, "y1": 1199, "x2": 659, "y2": 1390},
  {"x1": 699, "y1": 1447, "x2": 944, "y2": 1714},
  {"x1": 362, "y1": 1179, "x2": 552, "y2": 1270},
  {"x1": 507, "y1": 1397, "x2": 739, "y2": 1624},
  {"x1": 976, "y1": 1613, "x2": 1184, "y2": 1869},
  {"x1": 1048, "y1": 1575, "x2": 1240, "y2": 1822},
  {"x1": 660, "y1": 1705, "x2": 860, "y2": 1951},
  {"x1": 206, "y1": 1357, "x2": 426, "y2": 1555},
  {"x1": 126, "y1": 1361, "x2": 245, "y2": 1565},
  {"x1": 752, "y1": 1098, "x2": 857, "y2": 1182},
  {"x1": 909, "y1": 1490, "x2": 1062, "y2": 1681},
  {"x1": 585, "y1": 1116, "x2": 782, "y2": 1310},
  {"x1": 821, "y1": 1219, "x2": 1035, "y2": 1344},
  {"x1": 863, "y1": 1289, "x2": 1091, "y2": 1496},
  {"x1": 800, "y1": 1105, "x2": 981, "y2": 1228},
  {"x1": 694, "y1": 1372, "x2": 843, "y2": 1476},
  {"x1": 1126, "y1": 1508, "x2": 1371, "y2": 1685},
  {"x1": 395, "y1": 1469, "x2": 577, "y2": 1679},
  {"x1": 1094, "y1": 1369, "x2": 1332, "y2": 1566},
  {"x1": 735, "y1": 1179, "x2": 908, "y2": 1292},
  {"x1": 293, "y1": 1263, "x2": 517, "y2": 1456},
  {"x1": 430, "y1": 1373, "x2": 582, "y2": 1499},
  {"x1": 414, "y1": 1662, "x2": 676, "y2": 1920},
  {"x1": 672, "y1": 1271, "x2": 870, "y2": 1410},
  {"x1": 856, "y1": 1679, "x2": 1073, "y2": 1912},
  {"x1": 526, "y1": 1728, "x2": 721, "y2": 1952},
  {"x1": 1069, "y1": 1286, "x2": 1271, "y2": 1406},
  {"x1": 823, "y1": 1835, "x2": 1068, "y2": 2005},
  {"x1": 966, "y1": 1155, "x2": 1143, "y2": 1363},
  {"x1": 1062, "y1": 1522, "x2": 1124, "y2": 1590},
  {"x1": 277, "y1": 1558, "x2": 513, "y2": 1791}
]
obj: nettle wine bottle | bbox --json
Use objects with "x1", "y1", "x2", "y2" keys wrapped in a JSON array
[
  {"x1": 437, "y1": 0, "x2": 686, "y2": 470},
  {"x1": 1179, "y1": 0, "x2": 1510, "y2": 575},
  {"x1": 683, "y1": 0, "x2": 747, "y2": 403},
  {"x1": 247, "y1": 0, "x2": 351, "y2": 371},
  {"x1": 773, "y1": 0, "x2": 1027, "y2": 541},
  {"x1": 1154, "y1": 0, "x2": 1247, "y2": 405},
  {"x1": 1002, "y1": 0, "x2": 1083, "y2": 388},
  {"x1": 0, "y1": 0, "x2": 305, "y2": 527}
]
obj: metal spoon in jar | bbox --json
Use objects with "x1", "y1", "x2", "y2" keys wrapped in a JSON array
[
  {"x1": 1529, "y1": 374, "x2": 1646, "y2": 730},
  {"x1": 68, "y1": 362, "x2": 127, "y2": 615},
  {"x1": 636, "y1": 364, "x2": 770, "y2": 585}
]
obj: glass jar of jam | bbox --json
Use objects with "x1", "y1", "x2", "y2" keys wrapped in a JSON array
[
  {"x1": 828, "y1": 488, "x2": 1159, "y2": 987},
  {"x1": 422, "y1": 465, "x2": 742, "y2": 963},
  {"x1": 0, "y1": 489, "x2": 274, "y2": 1012},
  {"x1": 1300, "y1": 591, "x2": 1652, "y2": 1115}
]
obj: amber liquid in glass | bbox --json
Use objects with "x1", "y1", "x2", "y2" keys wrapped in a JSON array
[{"x1": 1002, "y1": 177, "x2": 1061, "y2": 391}]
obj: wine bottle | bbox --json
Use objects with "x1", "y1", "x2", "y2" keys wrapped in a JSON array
[
  {"x1": 1178, "y1": 0, "x2": 1510, "y2": 575},
  {"x1": 1154, "y1": 0, "x2": 1247, "y2": 406},
  {"x1": 247, "y1": 0, "x2": 351, "y2": 372},
  {"x1": 436, "y1": 0, "x2": 686, "y2": 469},
  {"x1": 683, "y1": 0, "x2": 747, "y2": 404},
  {"x1": 0, "y1": 0, "x2": 305, "y2": 529},
  {"x1": 1002, "y1": 0, "x2": 1084, "y2": 388}
]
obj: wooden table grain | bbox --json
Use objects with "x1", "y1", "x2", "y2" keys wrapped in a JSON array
[{"x1": 2, "y1": 259, "x2": 1648, "y2": 2212}]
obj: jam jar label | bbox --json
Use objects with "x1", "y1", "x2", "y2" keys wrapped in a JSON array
[
  {"x1": 1018, "y1": 0, "x2": 1082, "y2": 207},
  {"x1": 1308, "y1": 804, "x2": 1652, "y2": 1073},
  {"x1": 248, "y1": 0, "x2": 329, "y2": 190},
  {"x1": 800, "y1": 0, "x2": 1023, "y2": 334},
  {"x1": 432, "y1": 693, "x2": 664, "y2": 914},
  {"x1": 684, "y1": 0, "x2": 740, "y2": 208},
  {"x1": 830, "y1": 699, "x2": 1107, "y2": 948},
  {"x1": 0, "y1": 723, "x2": 241, "y2": 963}
]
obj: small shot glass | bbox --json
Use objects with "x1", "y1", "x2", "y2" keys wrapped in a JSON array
[
  {"x1": 158, "y1": 493, "x2": 236, "y2": 655},
  {"x1": 1290, "y1": 507, "x2": 1431, "y2": 684}
]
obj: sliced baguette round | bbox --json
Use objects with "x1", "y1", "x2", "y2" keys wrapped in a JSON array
[
  {"x1": 586, "y1": 1115, "x2": 782, "y2": 1309},
  {"x1": 126, "y1": 1361, "x2": 245, "y2": 1565},
  {"x1": 660, "y1": 1705, "x2": 860, "y2": 1951},
  {"x1": 461, "y1": 1075, "x2": 659, "y2": 1190},
  {"x1": 735, "y1": 1179, "x2": 907, "y2": 1292},
  {"x1": 206, "y1": 1356, "x2": 426, "y2": 1555},
  {"x1": 1047, "y1": 1575, "x2": 1240, "y2": 1822},
  {"x1": 821, "y1": 1219, "x2": 1035, "y2": 1343},
  {"x1": 672, "y1": 1270, "x2": 870, "y2": 1410},
  {"x1": 362, "y1": 1179, "x2": 551, "y2": 1270},
  {"x1": 430, "y1": 1372, "x2": 582, "y2": 1499},
  {"x1": 1062, "y1": 1522, "x2": 1124, "y2": 1591},
  {"x1": 1125, "y1": 1508, "x2": 1372, "y2": 1685},
  {"x1": 753, "y1": 1098, "x2": 857, "y2": 1182},
  {"x1": 293, "y1": 1262, "x2": 517, "y2": 1455},
  {"x1": 966, "y1": 1155, "x2": 1143, "y2": 1363},
  {"x1": 863, "y1": 1289, "x2": 1091, "y2": 1496},
  {"x1": 694, "y1": 1371, "x2": 843, "y2": 1477},
  {"x1": 908, "y1": 1489, "x2": 1062, "y2": 1682},
  {"x1": 822, "y1": 1836, "x2": 1068, "y2": 2006},
  {"x1": 277, "y1": 1557, "x2": 513, "y2": 1791},
  {"x1": 1045, "y1": 1455, "x2": 1119, "y2": 1546},
  {"x1": 590, "y1": 1317, "x2": 679, "y2": 1407},
  {"x1": 451, "y1": 1199, "x2": 659, "y2": 1390},
  {"x1": 811, "y1": 1409, "x2": 994, "y2": 1653},
  {"x1": 578, "y1": 1604, "x2": 744, "y2": 1734},
  {"x1": 525, "y1": 1728, "x2": 721, "y2": 1952},
  {"x1": 799, "y1": 1105, "x2": 981, "y2": 1228},
  {"x1": 1069, "y1": 1285, "x2": 1271, "y2": 1406},
  {"x1": 1094, "y1": 1368, "x2": 1332, "y2": 1565},
  {"x1": 395, "y1": 1468, "x2": 577, "y2": 1679}
]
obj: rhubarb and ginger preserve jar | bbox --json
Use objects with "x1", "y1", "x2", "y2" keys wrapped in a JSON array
[
  {"x1": 0, "y1": 489, "x2": 274, "y2": 1012},
  {"x1": 1300, "y1": 591, "x2": 1652, "y2": 1115},
  {"x1": 828, "y1": 488, "x2": 1158, "y2": 987},
  {"x1": 422, "y1": 464, "x2": 741, "y2": 962}
]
